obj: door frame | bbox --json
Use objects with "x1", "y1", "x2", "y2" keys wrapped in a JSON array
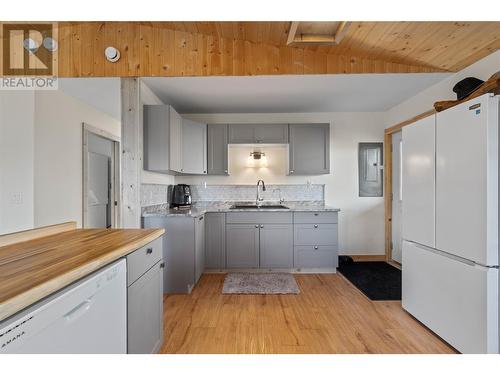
[
  {"x1": 384, "y1": 109, "x2": 435, "y2": 262},
  {"x1": 82, "y1": 122, "x2": 121, "y2": 228}
]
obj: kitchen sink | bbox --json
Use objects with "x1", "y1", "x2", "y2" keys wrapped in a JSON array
[{"x1": 230, "y1": 204, "x2": 289, "y2": 210}]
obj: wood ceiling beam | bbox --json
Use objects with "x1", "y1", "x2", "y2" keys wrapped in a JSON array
[{"x1": 55, "y1": 22, "x2": 447, "y2": 77}]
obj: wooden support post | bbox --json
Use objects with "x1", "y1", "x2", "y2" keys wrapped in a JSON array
[{"x1": 121, "y1": 78, "x2": 142, "y2": 228}]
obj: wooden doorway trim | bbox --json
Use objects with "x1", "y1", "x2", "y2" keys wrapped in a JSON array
[{"x1": 384, "y1": 109, "x2": 436, "y2": 262}]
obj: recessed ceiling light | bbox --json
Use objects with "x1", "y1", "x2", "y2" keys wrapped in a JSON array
[{"x1": 105, "y1": 46, "x2": 120, "y2": 62}]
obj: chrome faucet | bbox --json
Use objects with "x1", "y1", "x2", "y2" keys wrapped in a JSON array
[{"x1": 256, "y1": 180, "x2": 266, "y2": 206}]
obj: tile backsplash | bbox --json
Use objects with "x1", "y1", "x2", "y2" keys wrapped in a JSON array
[{"x1": 141, "y1": 183, "x2": 324, "y2": 206}]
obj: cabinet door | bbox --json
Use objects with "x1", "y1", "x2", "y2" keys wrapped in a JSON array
[
  {"x1": 169, "y1": 106, "x2": 182, "y2": 172},
  {"x1": 228, "y1": 124, "x2": 255, "y2": 143},
  {"x1": 289, "y1": 124, "x2": 330, "y2": 175},
  {"x1": 205, "y1": 212, "x2": 226, "y2": 269},
  {"x1": 194, "y1": 215, "x2": 205, "y2": 284},
  {"x1": 207, "y1": 124, "x2": 229, "y2": 175},
  {"x1": 402, "y1": 115, "x2": 435, "y2": 248},
  {"x1": 128, "y1": 261, "x2": 164, "y2": 354},
  {"x1": 182, "y1": 119, "x2": 207, "y2": 174},
  {"x1": 259, "y1": 224, "x2": 293, "y2": 268},
  {"x1": 226, "y1": 224, "x2": 259, "y2": 268},
  {"x1": 254, "y1": 124, "x2": 289, "y2": 143},
  {"x1": 143, "y1": 105, "x2": 170, "y2": 172}
]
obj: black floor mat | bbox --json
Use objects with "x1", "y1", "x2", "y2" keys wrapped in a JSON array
[{"x1": 337, "y1": 261, "x2": 401, "y2": 301}]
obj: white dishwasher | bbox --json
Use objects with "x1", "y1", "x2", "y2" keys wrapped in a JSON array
[{"x1": 0, "y1": 259, "x2": 127, "y2": 354}]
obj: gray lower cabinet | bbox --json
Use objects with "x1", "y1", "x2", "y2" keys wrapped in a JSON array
[
  {"x1": 229, "y1": 124, "x2": 289, "y2": 144},
  {"x1": 260, "y1": 224, "x2": 293, "y2": 268},
  {"x1": 194, "y1": 214, "x2": 205, "y2": 284},
  {"x1": 293, "y1": 212, "x2": 338, "y2": 269},
  {"x1": 205, "y1": 212, "x2": 226, "y2": 269},
  {"x1": 289, "y1": 123, "x2": 330, "y2": 175},
  {"x1": 207, "y1": 124, "x2": 229, "y2": 175},
  {"x1": 226, "y1": 224, "x2": 260, "y2": 268},
  {"x1": 226, "y1": 213, "x2": 294, "y2": 269},
  {"x1": 143, "y1": 216, "x2": 203, "y2": 293},
  {"x1": 126, "y1": 238, "x2": 164, "y2": 354}
]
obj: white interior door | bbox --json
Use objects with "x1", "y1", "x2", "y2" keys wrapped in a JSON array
[{"x1": 391, "y1": 131, "x2": 402, "y2": 263}]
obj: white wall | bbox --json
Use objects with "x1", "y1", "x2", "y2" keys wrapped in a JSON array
[
  {"x1": 385, "y1": 50, "x2": 500, "y2": 126},
  {"x1": 59, "y1": 78, "x2": 121, "y2": 121},
  {"x1": 34, "y1": 89, "x2": 121, "y2": 228},
  {"x1": 177, "y1": 113, "x2": 386, "y2": 256},
  {"x1": 140, "y1": 81, "x2": 175, "y2": 186},
  {"x1": 0, "y1": 91, "x2": 35, "y2": 234}
]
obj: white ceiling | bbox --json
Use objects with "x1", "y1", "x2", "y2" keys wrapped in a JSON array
[{"x1": 142, "y1": 73, "x2": 451, "y2": 114}]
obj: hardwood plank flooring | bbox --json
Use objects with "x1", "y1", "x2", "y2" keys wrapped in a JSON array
[{"x1": 161, "y1": 273, "x2": 456, "y2": 354}]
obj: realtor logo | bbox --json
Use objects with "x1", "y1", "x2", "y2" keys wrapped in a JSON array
[{"x1": 0, "y1": 22, "x2": 58, "y2": 89}]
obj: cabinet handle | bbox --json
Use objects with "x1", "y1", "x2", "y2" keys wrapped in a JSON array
[
  {"x1": 290, "y1": 170, "x2": 294, "y2": 174},
  {"x1": 260, "y1": 225, "x2": 264, "y2": 228},
  {"x1": 255, "y1": 225, "x2": 259, "y2": 228},
  {"x1": 199, "y1": 216, "x2": 204, "y2": 221},
  {"x1": 160, "y1": 262, "x2": 165, "y2": 269},
  {"x1": 314, "y1": 224, "x2": 318, "y2": 228},
  {"x1": 314, "y1": 246, "x2": 318, "y2": 250},
  {"x1": 203, "y1": 171, "x2": 206, "y2": 174},
  {"x1": 314, "y1": 213, "x2": 319, "y2": 216},
  {"x1": 224, "y1": 170, "x2": 228, "y2": 173},
  {"x1": 146, "y1": 247, "x2": 153, "y2": 254}
]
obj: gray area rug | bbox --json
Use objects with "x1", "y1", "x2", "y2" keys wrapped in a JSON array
[{"x1": 222, "y1": 273, "x2": 300, "y2": 294}]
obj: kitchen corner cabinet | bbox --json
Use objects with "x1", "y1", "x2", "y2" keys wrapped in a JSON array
[
  {"x1": 126, "y1": 237, "x2": 164, "y2": 354},
  {"x1": 143, "y1": 215, "x2": 205, "y2": 294},
  {"x1": 181, "y1": 119, "x2": 207, "y2": 175},
  {"x1": 288, "y1": 123, "x2": 330, "y2": 175},
  {"x1": 205, "y1": 212, "x2": 226, "y2": 269},
  {"x1": 229, "y1": 124, "x2": 289, "y2": 144},
  {"x1": 143, "y1": 104, "x2": 207, "y2": 175},
  {"x1": 207, "y1": 124, "x2": 229, "y2": 175}
]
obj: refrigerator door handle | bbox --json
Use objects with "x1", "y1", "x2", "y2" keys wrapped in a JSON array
[{"x1": 408, "y1": 241, "x2": 476, "y2": 267}]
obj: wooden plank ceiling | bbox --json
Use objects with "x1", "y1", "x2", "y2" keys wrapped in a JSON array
[{"x1": 56, "y1": 21, "x2": 500, "y2": 77}]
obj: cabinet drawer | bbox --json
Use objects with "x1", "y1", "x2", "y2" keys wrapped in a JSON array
[
  {"x1": 127, "y1": 237, "x2": 162, "y2": 286},
  {"x1": 294, "y1": 224, "x2": 338, "y2": 246},
  {"x1": 294, "y1": 211, "x2": 338, "y2": 224},
  {"x1": 226, "y1": 212, "x2": 292, "y2": 224},
  {"x1": 294, "y1": 246, "x2": 338, "y2": 268}
]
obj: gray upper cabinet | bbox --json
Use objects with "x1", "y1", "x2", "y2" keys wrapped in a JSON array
[
  {"x1": 169, "y1": 107, "x2": 183, "y2": 172},
  {"x1": 259, "y1": 224, "x2": 293, "y2": 268},
  {"x1": 205, "y1": 212, "x2": 226, "y2": 269},
  {"x1": 143, "y1": 105, "x2": 172, "y2": 173},
  {"x1": 194, "y1": 215, "x2": 205, "y2": 284},
  {"x1": 207, "y1": 124, "x2": 229, "y2": 175},
  {"x1": 229, "y1": 124, "x2": 288, "y2": 144},
  {"x1": 181, "y1": 119, "x2": 207, "y2": 174},
  {"x1": 288, "y1": 123, "x2": 330, "y2": 175},
  {"x1": 127, "y1": 251, "x2": 164, "y2": 354},
  {"x1": 143, "y1": 104, "x2": 207, "y2": 175},
  {"x1": 226, "y1": 224, "x2": 260, "y2": 268}
]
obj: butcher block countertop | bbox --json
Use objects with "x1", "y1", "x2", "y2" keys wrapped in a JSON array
[{"x1": 0, "y1": 225, "x2": 165, "y2": 321}]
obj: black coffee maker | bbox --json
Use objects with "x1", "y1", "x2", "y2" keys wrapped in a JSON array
[{"x1": 170, "y1": 184, "x2": 192, "y2": 208}]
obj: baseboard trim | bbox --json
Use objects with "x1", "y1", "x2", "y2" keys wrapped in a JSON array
[{"x1": 204, "y1": 268, "x2": 337, "y2": 274}]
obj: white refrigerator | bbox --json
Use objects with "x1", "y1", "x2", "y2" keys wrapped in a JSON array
[{"x1": 401, "y1": 93, "x2": 499, "y2": 354}]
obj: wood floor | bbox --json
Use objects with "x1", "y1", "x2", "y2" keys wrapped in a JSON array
[{"x1": 160, "y1": 273, "x2": 456, "y2": 354}]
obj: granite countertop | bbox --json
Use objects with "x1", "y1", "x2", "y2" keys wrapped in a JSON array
[{"x1": 142, "y1": 201, "x2": 341, "y2": 218}]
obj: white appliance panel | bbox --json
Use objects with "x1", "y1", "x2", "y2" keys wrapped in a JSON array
[
  {"x1": 436, "y1": 94, "x2": 498, "y2": 266},
  {"x1": 0, "y1": 259, "x2": 127, "y2": 354},
  {"x1": 402, "y1": 240, "x2": 498, "y2": 353},
  {"x1": 402, "y1": 115, "x2": 435, "y2": 248}
]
